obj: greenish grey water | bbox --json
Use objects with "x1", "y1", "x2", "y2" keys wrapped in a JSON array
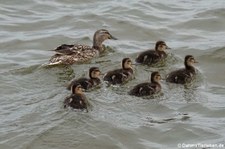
[{"x1": 1, "y1": 0, "x2": 225, "y2": 149}]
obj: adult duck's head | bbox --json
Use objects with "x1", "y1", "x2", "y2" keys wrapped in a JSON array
[
  {"x1": 122, "y1": 58, "x2": 133, "y2": 70},
  {"x1": 89, "y1": 67, "x2": 102, "y2": 79},
  {"x1": 155, "y1": 41, "x2": 170, "y2": 52},
  {"x1": 93, "y1": 29, "x2": 117, "y2": 52}
]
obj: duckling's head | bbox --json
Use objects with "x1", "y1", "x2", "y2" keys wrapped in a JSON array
[
  {"x1": 151, "y1": 71, "x2": 161, "y2": 83},
  {"x1": 155, "y1": 41, "x2": 170, "y2": 51},
  {"x1": 93, "y1": 29, "x2": 117, "y2": 50},
  {"x1": 122, "y1": 58, "x2": 133, "y2": 69},
  {"x1": 71, "y1": 83, "x2": 84, "y2": 95},
  {"x1": 184, "y1": 55, "x2": 198, "y2": 68},
  {"x1": 89, "y1": 67, "x2": 101, "y2": 79}
]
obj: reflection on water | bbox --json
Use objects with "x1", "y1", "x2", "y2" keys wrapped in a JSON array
[{"x1": 1, "y1": 0, "x2": 225, "y2": 149}]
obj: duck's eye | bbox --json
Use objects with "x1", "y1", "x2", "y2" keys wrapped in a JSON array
[
  {"x1": 102, "y1": 31, "x2": 109, "y2": 35},
  {"x1": 94, "y1": 70, "x2": 100, "y2": 74},
  {"x1": 127, "y1": 60, "x2": 131, "y2": 63},
  {"x1": 189, "y1": 58, "x2": 194, "y2": 61},
  {"x1": 160, "y1": 44, "x2": 165, "y2": 47},
  {"x1": 77, "y1": 85, "x2": 82, "y2": 89},
  {"x1": 154, "y1": 74, "x2": 160, "y2": 79}
]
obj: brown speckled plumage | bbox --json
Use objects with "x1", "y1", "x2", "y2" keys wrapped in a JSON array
[
  {"x1": 49, "y1": 47, "x2": 99, "y2": 65},
  {"x1": 48, "y1": 29, "x2": 117, "y2": 65}
]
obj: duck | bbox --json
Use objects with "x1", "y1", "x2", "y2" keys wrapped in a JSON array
[
  {"x1": 64, "y1": 83, "x2": 89, "y2": 112},
  {"x1": 166, "y1": 55, "x2": 198, "y2": 84},
  {"x1": 48, "y1": 29, "x2": 117, "y2": 65},
  {"x1": 129, "y1": 71, "x2": 162, "y2": 97},
  {"x1": 135, "y1": 41, "x2": 170, "y2": 65},
  {"x1": 103, "y1": 58, "x2": 134, "y2": 85},
  {"x1": 67, "y1": 67, "x2": 102, "y2": 91}
]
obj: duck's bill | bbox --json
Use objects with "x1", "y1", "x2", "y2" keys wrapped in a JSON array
[
  {"x1": 194, "y1": 60, "x2": 199, "y2": 63},
  {"x1": 132, "y1": 63, "x2": 141, "y2": 65},
  {"x1": 166, "y1": 46, "x2": 171, "y2": 49},
  {"x1": 161, "y1": 78, "x2": 166, "y2": 81},
  {"x1": 99, "y1": 73, "x2": 105, "y2": 76},
  {"x1": 110, "y1": 35, "x2": 118, "y2": 40}
]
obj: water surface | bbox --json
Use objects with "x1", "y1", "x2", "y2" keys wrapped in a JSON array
[{"x1": 1, "y1": 0, "x2": 225, "y2": 149}]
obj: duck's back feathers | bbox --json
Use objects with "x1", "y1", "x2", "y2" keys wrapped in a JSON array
[
  {"x1": 67, "y1": 78, "x2": 101, "y2": 91},
  {"x1": 135, "y1": 50, "x2": 166, "y2": 65},
  {"x1": 53, "y1": 44, "x2": 76, "y2": 55},
  {"x1": 48, "y1": 29, "x2": 117, "y2": 65},
  {"x1": 166, "y1": 68, "x2": 195, "y2": 84},
  {"x1": 49, "y1": 48, "x2": 99, "y2": 65},
  {"x1": 54, "y1": 44, "x2": 93, "y2": 55},
  {"x1": 103, "y1": 69, "x2": 124, "y2": 85},
  {"x1": 89, "y1": 78, "x2": 101, "y2": 88},
  {"x1": 129, "y1": 82, "x2": 161, "y2": 97},
  {"x1": 67, "y1": 78, "x2": 91, "y2": 91},
  {"x1": 103, "y1": 68, "x2": 133, "y2": 85},
  {"x1": 64, "y1": 94, "x2": 88, "y2": 110}
]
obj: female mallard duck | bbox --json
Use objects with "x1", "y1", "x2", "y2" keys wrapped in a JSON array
[
  {"x1": 64, "y1": 83, "x2": 89, "y2": 112},
  {"x1": 166, "y1": 55, "x2": 198, "y2": 84},
  {"x1": 67, "y1": 67, "x2": 102, "y2": 91},
  {"x1": 129, "y1": 71, "x2": 161, "y2": 97},
  {"x1": 135, "y1": 41, "x2": 170, "y2": 65},
  {"x1": 49, "y1": 29, "x2": 117, "y2": 65},
  {"x1": 103, "y1": 58, "x2": 134, "y2": 85}
]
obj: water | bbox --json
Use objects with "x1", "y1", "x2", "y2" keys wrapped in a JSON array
[{"x1": 1, "y1": 0, "x2": 225, "y2": 148}]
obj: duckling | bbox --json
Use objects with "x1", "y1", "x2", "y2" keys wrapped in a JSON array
[
  {"x1": 103, "y1": 58, "x2": 134, "y2": 85},
  {"x1": 166, "y1": 55, "x2": 198, "y2": 84},
  {"x1": 64, "y1": 83, "x2": 89, "y2": 111},
  {"x1": 67, "y1": 67, "x2": 102, "y2": 91},
  {"x1": 135, "y1": 41, "x2": 170, "y2": 65},
  {"x1": 129, "y1": 71, "x2": 161, "y2": 97},
  {"x1": 49, "y1": 29, "x2": 117, "y2": 65}
]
